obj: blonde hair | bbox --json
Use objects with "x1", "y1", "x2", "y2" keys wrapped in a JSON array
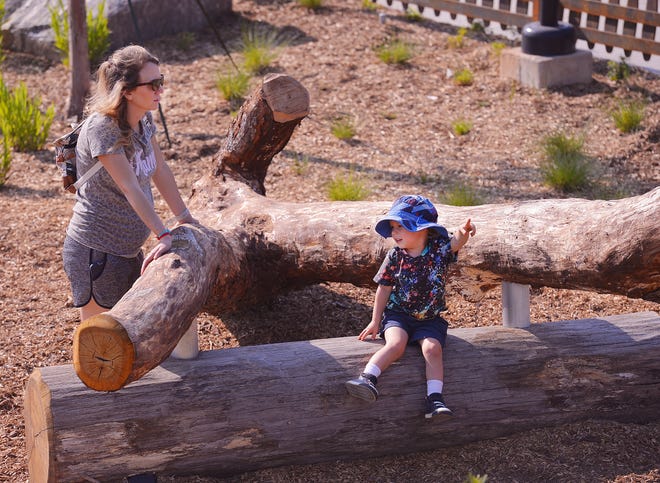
[{"x1": 85, "y1": 45, "x2": 159, "y2": 157}]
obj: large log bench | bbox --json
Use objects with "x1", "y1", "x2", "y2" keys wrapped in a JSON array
[{"x1": 25, "y1": 311, "x2": 660, "y2": 482}]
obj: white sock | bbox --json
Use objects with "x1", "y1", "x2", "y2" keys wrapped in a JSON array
[
  {"x1": 364, "y1": 362, "x2": 382, "y2": 378},
  {"x1": 427, "y1": 379, "x2": 443, "y2": 396}
]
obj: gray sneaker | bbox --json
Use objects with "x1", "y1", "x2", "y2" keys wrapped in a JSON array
[
  {"x1": 345, "y1": 373, "x2": 379, "y2": 401},
  {"x1": 425, "y1": 393, "x2": 453, "y2": 419}
]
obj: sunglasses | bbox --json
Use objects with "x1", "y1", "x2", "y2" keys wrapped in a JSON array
[{"x1": 135, "y1": 74, "x2": 164, "y2": 91}]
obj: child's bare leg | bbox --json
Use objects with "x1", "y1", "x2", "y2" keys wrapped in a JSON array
[
  {"x1": 346, "y1": 327, "x2": 408, "y2": 401},
  {"x1": 369, "y1": 326, "x2": 408, "y2": 372},
  {"x1": 420, "y1": 337, "x2": 444, "y2": 382},
  {"x1": 420, "y1": 337, "x2": 453, "y2": 419}
]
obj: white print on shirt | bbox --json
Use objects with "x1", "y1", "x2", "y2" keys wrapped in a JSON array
[{"x1": 134, "y1": 146, "x2": 156, "y2": 178}]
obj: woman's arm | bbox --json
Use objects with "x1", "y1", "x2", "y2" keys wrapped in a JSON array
[
  {"x1": 97, "y1": 152, "x2": 172, "y2": 273},
  {"x1": 150, "y1": 137, "x2": 196, "y2": 225}
]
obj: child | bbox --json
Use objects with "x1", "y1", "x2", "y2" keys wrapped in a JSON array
[{"x1": 345, "y1": 195, "x2": 476, "y2": 419}]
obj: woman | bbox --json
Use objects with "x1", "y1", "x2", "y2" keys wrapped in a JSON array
[{"x1": 62, "y1": 45, "x2": 196, "y2": 322}]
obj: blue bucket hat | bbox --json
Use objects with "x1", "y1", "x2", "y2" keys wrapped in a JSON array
[{"x1": 375, "y1": 195, "x2": 448, "y2": 239}]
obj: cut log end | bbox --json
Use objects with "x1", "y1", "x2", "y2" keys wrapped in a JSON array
[
  {"x1": 262, "y1": 73, "x2": 310, "y2": 123},
  {"x1": 73, "y1": 313, "x2": 135, "y2": 391}
]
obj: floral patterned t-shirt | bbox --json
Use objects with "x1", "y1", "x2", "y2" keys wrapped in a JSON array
[{"x1": 374, "y1": 236, "x2": 457, "y2": 320}]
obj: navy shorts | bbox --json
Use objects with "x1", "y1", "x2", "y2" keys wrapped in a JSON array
[
  {"x1": 379, "y1": 310, "x2": 449, "y2": 347},
  {"x1": 62, "y1": 235, "x2": 143, "y2": 308}
]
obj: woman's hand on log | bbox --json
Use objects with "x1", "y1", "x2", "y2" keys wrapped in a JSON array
[{"x1": 141, "y1": 235, "x2": 173, "y2": 274}]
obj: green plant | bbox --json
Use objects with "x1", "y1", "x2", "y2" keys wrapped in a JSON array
[
  {"x1": 331, "y1": 116, "x2": 356, "y2": 140},
  {"x1": 50, "y1": 0, "x2": 69, "y2": 65},
  {"x1": 491, "y1": 41, "x2": 506, "y2": 57},
  {"x1": 0, "y1": 77, "x2": 54, "y2": 152},
  {"x1": 49, "y1": 0, "x2": 110, "y2": 67},
  {"x1": 607, "y1": 58, "x2": 631, "y2": 82},
  {"x1": 361, "y1": 0, "x2": 378, "y2": 11},
  {"x1": 454, "y1": 68, "x2": 474, "y2": 86},
  {"x1": 298, "y1": 0, "x2": 322, "y2": 9},
  {"x1": 327, "y1": 172, "x2": 369, "y2": 201},
  {"x1": 376, "y1": 38, "x2": 414, "y2": 65},
  {"x1": 405, "y1": 6, "x2": 423, "y2": 22},
  {"x1": 464, "y1": 473, "x2": 488, "y2": 483},
  {"x1": 448, "y1": 27, "x2": 468, "y2": 49},
  {"x1": 292, "y1": 153, "x2": 310, "y2": 175},
  {"x1": 241, "y1": 25, "x2": 282, "y2": 74},
  {"x1": 0, "y1": 139, "x2": 11, "y2": 187},
  {"x1": 440, "y1": 182, "x2": 483, "y2": 206},
  {"x1": 418, "y1": 171, "x2": 435, "y2": 184},
  {"x1": 610, "y1": 99, "x2": 645, "y2": 133},
  {"x1": 86, "y1": 0, "x2": 110, "y2": 66},
  {"x1": 452, "y1": 118, "x2": 473, "y2": 135},
  {"x1": 470, "y1": 20, "x2": 485, "y2": 32},
  {"x1": 216, "y1": 69, "x2": 250, "y2": 107},
  {"x1": 176, "y1": 32, "x2": 196, "y2": 51},
  {"x1": 539, "y1": 131, "x2": 591, "y2": 191}
]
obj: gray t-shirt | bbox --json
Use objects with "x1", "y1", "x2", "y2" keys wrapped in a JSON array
[{"x1": 66, "y1": 112, "x2": 158, "y2": 258}]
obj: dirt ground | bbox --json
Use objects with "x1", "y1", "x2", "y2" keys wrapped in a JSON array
[{"x1": 1, "y1": 0, "x2": 659, "y2": 481}]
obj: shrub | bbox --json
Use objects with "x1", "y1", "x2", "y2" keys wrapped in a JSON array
[
  {"x1": 361, "y1": 0, "x2": 378, "y2": 11},
  {"x1": 465, "y1": 473, "x2": 488, "y2": 483},
  {"x1": 87, "y1": 0, "x2": 111, "y2": 66},
  {"x1": 298, "y1": 0, "x2": 322, "y2": 9},
  {"x1": 539, "y1": 131, "x2": 591, "y2": 191},
  {"x1": 491, "y1": 41, "x2": 506, "y2": 57},
  {"x1": 327, "y1": 172, "x2": 369, "y2": 201},
  {"x1": 176, "y1": 32, "x2": 196, "y2": 51},
  {"x1": 447, "y1": 27, "x2": 468, "y2": 49},
  {"x1": 607, "y1": 58, "x2": 631, "y2": 82},
  {"x1": 611, "y1": 99, "x2": 645, "y2": 133},
  {"x1": 0, "y1": 139, "x2": 11, "y2": 187},
  {"x1": 452, "y1": 118, "x2": 473, "y2": 136},
  {"x1": 241, "y1": 25, "x2": 281, "y2": 74},
  {"x1": 331, "y1": 116, "x2": 356, "y2": 140},
  {"x1": 440, "y1": 183, "x2": 483, "y2": 206},
  {"x1": 0, "y1": 77, "x2": 55, "y2": 152},
  {"x1": 376, "y1": 38, "x2": 414, "y2": 65},
  {"x1": 405, "y1": 6, "x2": 423, "y2": 22},
  {"x1": 216, "y1": 70, "x2": 250, "y2": 108},
  {"x1": 291, "y1": 153, "x2": 310, "y2": 176},
  {"x1": 50, "y1": 0, "x2": 110, "y2": 67},
  {"x1": 454, "y1": 68, "x2": 474, "y2": 86}
]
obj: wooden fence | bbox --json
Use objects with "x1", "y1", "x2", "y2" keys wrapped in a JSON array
[{"x1": 378, "y1": 0, "x2": 659, "y2": 63}]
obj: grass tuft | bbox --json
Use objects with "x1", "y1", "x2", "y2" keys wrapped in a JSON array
[
  {"x1": 539, "y1": 131, "x2": 591, "y2": 191},
  {"x1": 610, "y1": 99, "x2": 645, "y2": 133},
  {"x1": 331, "y1": 116, "x2": 356, "y2": 140},
  {"x1": 327, "y1": 172, "x2": 369, "y2": 201},
  {"x1": 440, "y1": 182, "x2": 483, "y2": 206},
  {"x1": 375, "y1": 38, "x2": 414, "y2": 65}
]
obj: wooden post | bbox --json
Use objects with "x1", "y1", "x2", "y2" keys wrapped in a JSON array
[
  {"x1": 66, "y1": 0, "x2": 89, "y2": 120},
  {"x1": 26, "y1": 312, "x2": 660, "y2": 482},
  {"x1": 170, "y1": 320, "x2": 199, "y2": 359},
  {"x1": 502, "y1": 281, "x2": 531, "y2": 328}
]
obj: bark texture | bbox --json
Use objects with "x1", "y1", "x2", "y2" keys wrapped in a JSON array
[{"x1": 25, "y1": 312, "x2": 660, "y2": 482}]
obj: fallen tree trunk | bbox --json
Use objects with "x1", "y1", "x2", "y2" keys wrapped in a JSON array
[
  {"x1": 25, "y1": 311, "x2": 660, "y2": 482},
  {"x1": 70, "y1": 72, "x2": 660, "y2": 392}
]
